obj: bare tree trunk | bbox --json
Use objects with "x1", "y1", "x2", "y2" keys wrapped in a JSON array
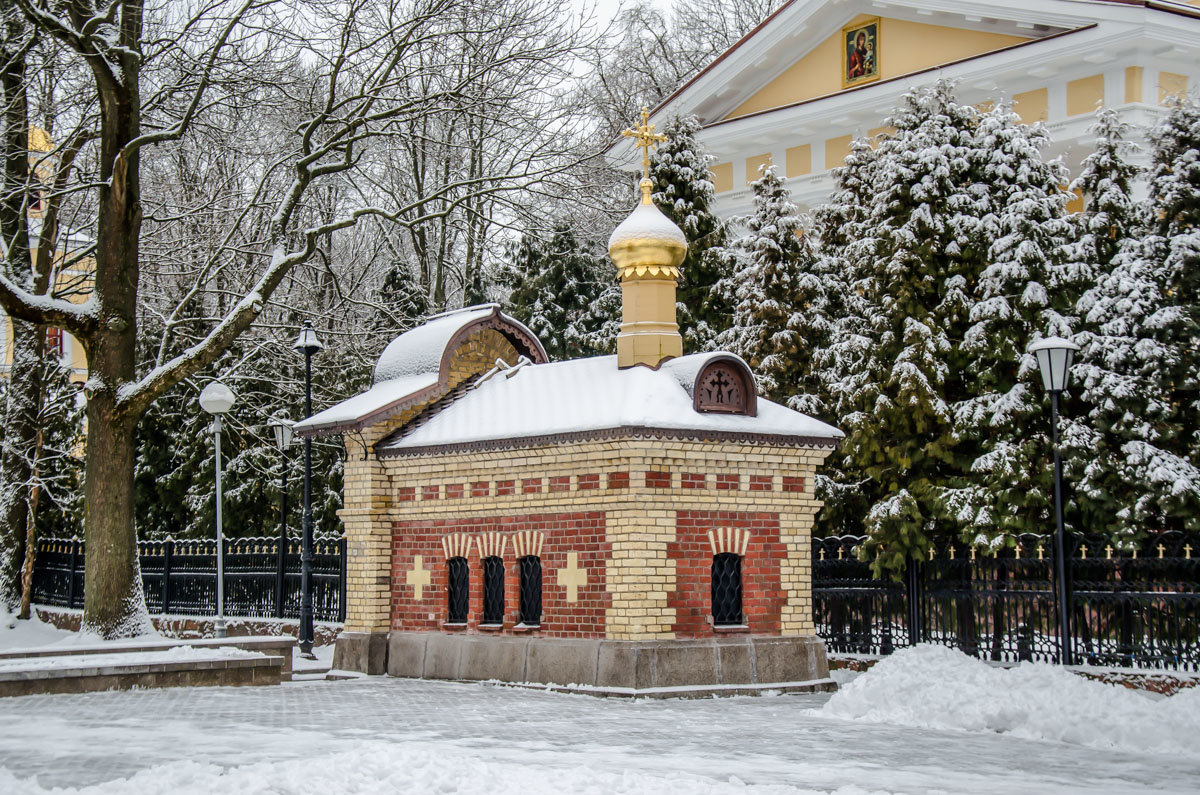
[
  {"x1": 0, "y1": 17, "x2": 38, "y2": 611},
  {"x1": 76, "y1": 3, "x2": 147, "y2": 636},
  {"x1": 82, "y1": 394, "x2": 144, "y2": 635},
  {"x1": 17, "y1": 424, "x2": 42, "y2": 620},
  {"x1": 0, "y1": 323, "x2": 45, "y2": 609}
]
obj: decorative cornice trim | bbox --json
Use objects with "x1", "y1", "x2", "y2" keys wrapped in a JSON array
[{"x1": 376, "y1": 424, "x2": 840, "y2": 459}]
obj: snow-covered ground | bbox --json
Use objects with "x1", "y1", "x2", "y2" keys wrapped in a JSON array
[
  {"x1": 0, "y1": 609, "x2": 84, "y2": 651},
  {"x1": 0, "y1": 644, "x2": 1196, "y2": 794}
]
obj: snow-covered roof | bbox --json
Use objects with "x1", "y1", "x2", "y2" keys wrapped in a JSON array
[
  {"x1": 294, "y1": 304, "x2": 547, "y2": 437},
  {"x1": 294, "y1": 373, "x2": 439, "y2": 434},
  {"x1": 373, "y1": 305, "x2": 498, "y2": 384},
  {"x1": 376, "y1": 353, "x2": 842, "y2": 456}
]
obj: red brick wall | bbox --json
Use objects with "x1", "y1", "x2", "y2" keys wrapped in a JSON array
[
  {"x1": 668, "y1": 511, "x2": 784, "y2": 638},
  {"x1": 391, "y1": 512, "x2": 610, "y2": 638}
]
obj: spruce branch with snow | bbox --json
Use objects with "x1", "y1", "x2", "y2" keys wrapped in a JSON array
[{"x1": 718, "y1": 162, "x2": 829, "y2": 415}]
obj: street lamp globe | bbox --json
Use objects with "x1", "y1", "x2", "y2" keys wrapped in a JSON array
[
  {"x1": 293, "y1": 323, "x2": 324, "y2": 356},
  {"x1": 268, "y1": 416, "x2": 294, "y2": 452},
  {"x1": 197, "y1": 380, "x2": 235, "y2": 639},
  {"x1": 199, "y1": 381, "x2": 236, "y2": 414},
  {"x1": 1028, "y1": 336, "x2": 1080, "y2": 393}
]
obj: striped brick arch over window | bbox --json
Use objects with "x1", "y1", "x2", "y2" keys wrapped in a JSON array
[
  {"x1": 709, "y1": 528, "x2": 751, "y2": 626},
  {"x1": 441, "y1": 533, "x2": 473, "y2": 624},
  {"x1": 477, "y1": 532, "x2": 507, "y2": 625},
  {"x1": 512, "y1": 531, "x2": 545, "y2": 626}
]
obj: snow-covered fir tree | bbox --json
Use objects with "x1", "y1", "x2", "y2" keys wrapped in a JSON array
[
  {"x1": 820, "y1": 82, "x2": 988, "y2": 570},
  {"x1": 718, "y1": 163, "x2": 828, "y2": 415},
  {"x1": 810, "y1": 137, "x2": 882, "y2": 537},
  {"x1": 375, "y1": 263, "x2": 431, "y2": 333},
  {"x1": 947, "y1": 102, "x2": 1077, "y2": 548},
  {"x1": 499, "y1": 224, "x2": 617, "y2": 360},
  {"x1": 1061, "y1": 108, "x2": 1164, "y2": 538},
  {"x1": 1080, "y1": 96, "x2": 1200, "y2": 534},
  {"x1": 649, "y1": 115, "x2": 734, "y2": 350},
  {"x1": 1145, "y1": 96, "x2": 1200, "y2": 519},
  {"x1": 1066, "y1": 109, "x2": 1145, "y2": 290}
]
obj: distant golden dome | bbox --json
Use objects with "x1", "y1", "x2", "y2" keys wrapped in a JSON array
[{"x1": 607, "y1": 179, "x2": 687, "y2": 280}]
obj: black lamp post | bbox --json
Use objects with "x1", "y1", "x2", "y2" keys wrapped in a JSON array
[
  {"x1": 268, "y1": 416, "x2": 294, "y2": 620},
  {"x1": 1029, "y1": 335, "x2": 1080, "y2": 666},
  {"x1": 293, "y1": 323, "x2": 323, "y2": 659}
]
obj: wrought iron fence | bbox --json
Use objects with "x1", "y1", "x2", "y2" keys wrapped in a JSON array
[
  {"x1": 814, "y1": 532, "x2": 1199, "y2": 671},
  {"x1": 31, "y1": 535, "x2": 346, "y2": 623}
]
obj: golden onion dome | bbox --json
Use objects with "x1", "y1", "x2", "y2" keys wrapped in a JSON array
[{"x1": 607, "y1": 178, "x2": 687, "y2": 280}]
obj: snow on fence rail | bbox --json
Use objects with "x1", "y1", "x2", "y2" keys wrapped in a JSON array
[
  {"x1": 31, "y1": 536, "x2": 346, "y2": 623},
  {"x1": 814, "y1": 532, "x2": 1199, "y2": 671}
]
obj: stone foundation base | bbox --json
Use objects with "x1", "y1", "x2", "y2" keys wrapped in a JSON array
[
  {"x1": 382, "y1": 632, "x2": 832, "y2": 695},
  {"x1": 333, "y1": 631, "x2": 389, "y2": 675}
]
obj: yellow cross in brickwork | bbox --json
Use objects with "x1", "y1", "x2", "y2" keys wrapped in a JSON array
[
  {"x1": 622, "y1": 107, "x2": 668, "y2": 181},
  {"x1": 406, "y1": 555, "x2": 431, "y2": 600},
  {"x1": 556, "y1": 552, "x2": 588, "y2": 603}
]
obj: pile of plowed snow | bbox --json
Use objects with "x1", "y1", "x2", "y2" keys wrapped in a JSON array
[{"x1": 820, "y1": 644, "x2": 1200, "y2": 759}]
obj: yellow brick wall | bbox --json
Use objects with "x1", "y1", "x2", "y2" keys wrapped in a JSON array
[{"x1": 344, "y1": 435, "x2": 833, "y2": 640}]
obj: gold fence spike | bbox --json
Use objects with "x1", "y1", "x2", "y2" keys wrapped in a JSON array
[
  {"x1": 949, "y1": 547, "x2": 956, "y2": 560},
  {"x1": 1080, "y1": 545, "x2": 1088, "y2": 559},
  {"x1": 1185, "y1": 544, "x2": 1193, "y2": 560},
  {"x1": 1105, "y1": 545, "x2": 1113, "y2": 560},
  {"x1": 1037, "y1": 544, "x2": 1045, "y2": 561},
  {"x1": 1015, "y1": 543, "x2": 1022, "y2": 559},
  {"x1": 969, "y1": 547, "x2": 975, "y2": 561},
  {"x1": 837, "y1": 547, "x2": 843, "y2": 560},
  {"x1": 1158, "y1": 543, "x2": 1165, "y2": 559},
  {"x1": 819, "y1": 548, "x2": 826, "y2": 561},
  {"x1": 928, "y1": 547, "x2": 935, "y2": 561}
]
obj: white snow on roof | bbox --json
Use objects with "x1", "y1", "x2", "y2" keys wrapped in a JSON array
[
  {"x1": 659, "y1": 351, "x2": 749, "y2": 397},
  {"x1": 372, "y1": 305, "x2": 498, "y2": 384},
  {"x1": 294, "y1": 373, "x2": 437, "y2": 433},
  {"x1": 379, "y1": 354, "x2": 842, "y2": 452},
  {"x1": 607, "y1": 202, "x2": 687, "y2": 250}
]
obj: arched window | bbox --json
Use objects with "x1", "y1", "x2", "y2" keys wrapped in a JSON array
[
  {"x1": 482, "y1": 555, "x2": 505, "y2": 625},
  {"x1": 711, "y1": 552, "x2": 743, "y2": 626},
  {"x1": 446, "y1": 556, "x2": 469, "y2": 624},
  {"x1": 518, "y1": 556, "x2": 542, "y2": 626},
  {"x1": 692, "y1": 355, "x2": 756, "y2": 416}
]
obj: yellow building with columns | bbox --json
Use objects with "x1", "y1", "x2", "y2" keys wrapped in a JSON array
[{"x1": 609, "y1": 0, "x2": 1200, "y2": 217}]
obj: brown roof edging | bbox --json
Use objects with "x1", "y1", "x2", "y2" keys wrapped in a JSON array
[{"x1": 375, "y1": 424, "x2": 841, "y2": 458}]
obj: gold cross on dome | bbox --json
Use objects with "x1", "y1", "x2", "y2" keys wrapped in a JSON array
[{"x1": 622, "y1": 107, "x2": 668, "y2": 180}]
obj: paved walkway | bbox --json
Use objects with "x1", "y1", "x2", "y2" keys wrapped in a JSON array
[{"x1": 0, "y1": 678, "x2": 1195, "y2": 793}]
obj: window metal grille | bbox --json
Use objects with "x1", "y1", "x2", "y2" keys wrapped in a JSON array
[
  {"x1": 447, "y1": 556, "x2": 469, "y2": 623},
  {"x1": 519, "y1": 556, "x2": 542, "y2": 625},
  {"x1": 712, "y1": 553, "x2": 743, "y2": 626},
  {"x1": 482, "y1": 555, "x2": 505, "y2": 624}
]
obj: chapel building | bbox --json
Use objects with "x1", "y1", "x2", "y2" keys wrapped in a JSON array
[
  {"x1": 296, "y1": 126, "x2": 844, "y2": 694},
  {"x1": 609, "y1": 0, "x2": 1200, "y2": 219}
]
